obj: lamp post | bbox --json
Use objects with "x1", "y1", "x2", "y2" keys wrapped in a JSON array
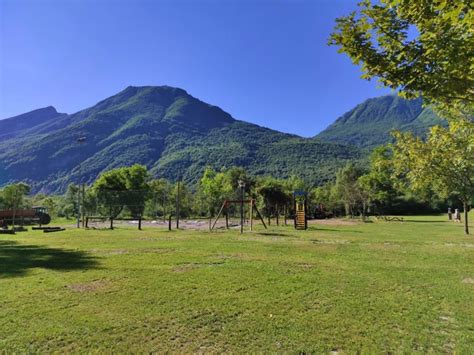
[{"x1": 238, "y1": 179, "x2": 245, "y2": 234}]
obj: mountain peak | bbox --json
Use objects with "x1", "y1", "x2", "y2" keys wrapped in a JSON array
[
  {"x1": 316, "y1": 95, "x2": 442, "y2": 148},
  {"x1": 0, "y1": 105, "x2": 65, "y2": 141}
]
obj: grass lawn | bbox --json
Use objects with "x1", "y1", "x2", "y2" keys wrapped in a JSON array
[{"x1": 1, "y1": 214, "x2": 473, "y2": 352}]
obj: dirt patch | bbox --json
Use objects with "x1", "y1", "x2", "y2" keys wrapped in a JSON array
[
  {"x1": 68, "y1": 279, "x2": 111, "y2": 293},
  {"x1": 173, "y1": 264, "x2": 201, "y2": 273},
  {"x1": 139, "y1": 248, "x2": 174, "y2": 254},
  {"x1": 445, "y1": 243, "x2": 474, "y2": 248},
  {"x1": 462, "y1": 278, "x2": 474, "y2": 284},
  {"x1": 311, "y1": 239, "x2": 349, "y2": 245},
  {"x1": 172, "y1": 261, "x2": 225, "y2": 273},
  {"x1": 295, "y1": 262, "x2": 315, "y2": 270},
  {"x1": 308, "y1": 219, "x2": 359, "y2": 226}
]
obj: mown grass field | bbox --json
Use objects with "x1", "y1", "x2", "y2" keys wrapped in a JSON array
[{"x1": 1, "y1": 215, "x2": 473, "y2": 352}]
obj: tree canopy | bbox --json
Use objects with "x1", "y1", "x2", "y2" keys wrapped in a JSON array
[
  {"x1": 329, "y1": 0, "x2": 473, "y2": 118},
  {"x1": 92, "y1": 164, "x2": 149, "y2": 218},
  {"x1": 393, "y1": 119, "x2": 474, "y2": 234}
]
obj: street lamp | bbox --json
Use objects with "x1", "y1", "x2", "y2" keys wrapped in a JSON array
[{"x1": 238, "y1": 179, "x2": 245, "y2": 234}]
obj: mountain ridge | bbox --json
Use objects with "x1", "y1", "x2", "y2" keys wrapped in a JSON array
[
  {"x1": 0, "y1": 86, "x2": 443, "y2": 193},
  {"x1": 316, "y1": 94, "x2": 445, "y2": 148}
]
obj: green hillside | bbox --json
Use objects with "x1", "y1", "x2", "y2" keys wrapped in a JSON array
[
  {"x1": 0, "y1": 86, "x2": 360, "y2": 192},
  {"x1": 0, "y1": 106, "x2": 66, "y2": 141},
  {"x1": 316, "y1": 95, "x2": 446, "y2": 149}
]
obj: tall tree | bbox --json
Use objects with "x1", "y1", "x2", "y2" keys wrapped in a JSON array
[
  {"x1": 334, "y1": 163, "x2": 366, "y2": 217},
  {"x1": 1, "y1": 183, "x2": 31, "y2": 209},
  {"x1": 393, "y1": 119, "x2": 473, "y2": 234},
  {"x1": 357, "y1": 146, "x2": 400, "y2": 214},
  {"x1": 329, "y1": 0, "x2": 473, "y2": 118},
  {"x1": 93, "y1": 164, "x2": 149, "y2": 218},
  {"x1": 199, "y1": 167, "x2": 233, "y2": 217},
  {"x1": 256, "y1": 177, "x2": 290, "y2": 217}
]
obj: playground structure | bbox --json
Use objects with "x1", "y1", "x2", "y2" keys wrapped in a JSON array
[
  {"x1": 211, "y1": 199, "x2": 267, "y2": 231},
  {"x1": 294, "y1": 191, "x2": 307, "y2": 230}
]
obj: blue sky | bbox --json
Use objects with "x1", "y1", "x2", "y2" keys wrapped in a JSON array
[{"x1": 0, "y1": 0, "x2": 392, "y2": 136}]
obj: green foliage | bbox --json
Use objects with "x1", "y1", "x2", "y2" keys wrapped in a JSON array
[
  {"x1": 317, "y1": 95, "x2": 445, "y2": 149},
  {"x1": 255, "y1": 177, "x2": 291, "y2": 216},
  {"x1": 329, "y1": 0, "x2": 473, "y2": 118},
  {"x1": 0, "y1": 182, "x2": 31, "y2": 209},
  {"x1": 392, "y1": 119, "x2": 474, "y2": 233},
  {"x1": 144, "y1": 179, "x2": 173, "y2": 219},
  {"x1": 92, "y1": 164, "x2": 150, "y2": 218},
  {"x1": 0, "y1": 86, "x2": 361, "y2": 192},
  {"x1": 333, "y1": 163, "x2": 367, "y2": 217},
  {"x1": 357, "y1": 146, "x2": 399, "y2": 213}
]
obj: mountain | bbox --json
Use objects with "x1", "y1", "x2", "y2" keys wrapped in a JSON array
[
  {"x1": 0, "y1": 106, "x2": 66, "y2": 141},
  {"x1": 0, "y1": 86, "x2": 360, "y2": 192},
  {"x1": 316, "y1": 95, "x2": 446, "y2": 149}
]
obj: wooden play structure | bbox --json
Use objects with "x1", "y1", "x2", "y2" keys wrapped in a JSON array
[
  {"x1": 294, "y1": 191, "x2": 307, "y2": 230},
  {"x1": 211, "y1": 199, "x2": 267, "y2": 231}
]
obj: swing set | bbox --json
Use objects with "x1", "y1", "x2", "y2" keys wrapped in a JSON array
[{"x1": 210, "y1": 199, "x2": 267, "y2": 231}]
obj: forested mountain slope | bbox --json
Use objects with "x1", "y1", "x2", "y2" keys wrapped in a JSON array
[
  {"x1": 0, "y1": 86, "x2": 359, "y2": 192},
  {"x1": 316, "y1": 95, "x2": 445, "y2": 149}
]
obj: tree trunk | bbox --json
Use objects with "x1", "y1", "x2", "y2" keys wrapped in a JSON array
[{"x1": 463, "y1": 202, "x2": 469, "y2": 235}]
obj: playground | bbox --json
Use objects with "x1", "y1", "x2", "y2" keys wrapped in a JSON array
[{"x1": 1, "y1": 213, "x2": 473, "y2": 352}]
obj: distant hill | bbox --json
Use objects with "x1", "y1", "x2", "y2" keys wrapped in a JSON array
[
  {"x1": 0, "y1": 86, "x2": 360, "y2": 192},
  {"x1": 0, "y1": 106, "x2": 66, "y2": 141},
  {"x1": 316, "y1": 95, "x2": 446, "y2": 149}
]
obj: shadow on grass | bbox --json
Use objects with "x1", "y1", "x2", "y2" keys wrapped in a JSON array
[
  {"x1": 0, "y1": 240, "x2": 99, "y2": 278},
  {"x1": 256, "y1": 232, "x2": 292, "y2": 237}
]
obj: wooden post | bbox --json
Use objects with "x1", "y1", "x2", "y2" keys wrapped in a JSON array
[
  {"x1": 254, "y1": 204, "x2": 267, "y2": 229},
  {"x1": 276, "y1": 205, "x2": 279, "y2": 226},
  {"x1": 175, "y1": 181, "x2": 180, "y2": 229},
  {"x1": 211, "y1": 201, "x2": 226, "y2": 230},
  {"x1": 81, "y1": 183, "x2": 85, "y2": 228},
  {"x1": 76, "y1": 185, "x2": 80, "y2": 228},
  {"x1": 86, "y1": 217, "x2": 89, "y2": 228},
  {"x1": 293, "y1": 196, "x2": 297, "y2": 229},
  {"x1": 305, "y1": 198, "x2": 308, "y2": 230},
  {"x1": 110, "y1": 217, "x2": 114, "y2": 230},
  {"x1": 138, "y1": 215, "x2": 142, "y2": 230},
  {"x1": 163, "y1": 194, "x2": 166, "y2": 223},
  {"x1": 250, "y1": 200, "x2": 253, "y2": 231}
]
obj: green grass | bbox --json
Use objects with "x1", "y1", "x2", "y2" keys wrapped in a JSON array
[{"x1": 1, "y1": 215, "x2": 473, "y2": 352}]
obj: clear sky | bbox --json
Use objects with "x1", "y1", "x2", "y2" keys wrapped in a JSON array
[{"x1": 0, "y1": 0, "x2": 392, "y2": 136}]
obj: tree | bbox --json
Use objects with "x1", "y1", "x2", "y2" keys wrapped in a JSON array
[
  {"x1": 92, "y1": 165, "x2": 149, "y2": 218},
  {"x1": 333, "y1": 163, "x2": 366, "y2": 217},
  {"x1": 1, "y1": 183, "x2": 31, "y2": 226},
  {"x1": 256, "y1": 177, "x2": 290, "y2": 218},
  {"x1": 310, "y1": 183, "x2": 343, "y2": 217},
  {"x1": 1, "y1": 183, "x2": 31, "y2": 209},
  {"x1": 122, "y1": 165, "x2": 150, "y2": 216},
  {"x1": 147, "y1": 179, "x2": 172, "y2": 219},
  {"x1": 171, "y1": 181, "x2": 193, "y2": 218},
  {"x1": 198, "y1": 167, "x2": 233, "y2": 217},
  {"x1": 392, "y1": 119, "x2": 474, "y2": 234},
  {"x1": 357, "y1": 146, "x2": 400, "y2": 214},
  {"x1": 60, "y1": 184, "x2": 80, "y2": 219},
  {"x1": 329, "y1": 0, "x2": 473, "y2": 118}
]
